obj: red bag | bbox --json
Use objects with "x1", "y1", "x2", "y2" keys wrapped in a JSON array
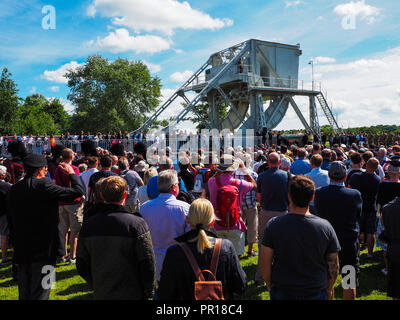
[{"x1": 215, "y1": 177, "x2": 242, "y2": 228}]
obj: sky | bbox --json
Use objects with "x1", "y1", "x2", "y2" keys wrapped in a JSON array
[{"x1": 1, "y1": 0, "x2": 399, "y2": 132}]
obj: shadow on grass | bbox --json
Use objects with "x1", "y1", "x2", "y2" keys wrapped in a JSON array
[
  {"x1": 55, "y1": 268, "x2": 81, "y2": 281},
  {"x1": 56, "y1": 282, "x2": 91, "y2": 296},
  {"x1": 333, "y1": 249, "x2": 387, "y2": 300}
]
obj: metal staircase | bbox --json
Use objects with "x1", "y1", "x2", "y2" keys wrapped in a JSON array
[
  {"x1": 138, "y1": 41, "x2": 250, "y2": 133},
  {"x1": 316, "y1": 92, "x2": 340, "y2": 132},
  {"x1": 138, "y1": 59, "x2": 212, "y2": 132}
]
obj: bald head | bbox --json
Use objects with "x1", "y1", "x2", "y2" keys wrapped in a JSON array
[
  {"x1": 268, "y1": 152, "x2": 281, "y2": 168},
  {"x1": 366, "y1": 158, "x2": 379, "y2": 173}
]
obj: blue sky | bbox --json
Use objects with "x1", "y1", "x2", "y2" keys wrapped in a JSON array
[{"x1": 1, "y1": 0, "x2": 399, "y2": 130}]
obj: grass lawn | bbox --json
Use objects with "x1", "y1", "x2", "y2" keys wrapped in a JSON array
[{"x1": 0, "y1": 244, "x2": 390, "y2": 300}]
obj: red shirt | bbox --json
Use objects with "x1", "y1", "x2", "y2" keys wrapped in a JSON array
[{"x1": 54, "y1": 165, "x2": 81, "y2": 206}]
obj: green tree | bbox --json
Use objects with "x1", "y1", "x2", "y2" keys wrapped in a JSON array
[
  {"x1": 21, "y1": 105, "x2": 58, "y2": 134},
  {"x1": 66, "y1": 55, "x2": 161, "y2": 133},
  {"x1": 0, "y1": 68, "x2": 21, "y2": 133},
  {"x1": 44, "y1": 98, "x2": 71, "y2": 132},
  {"x1": 187, "y1": 102, "x2": 228, "y2": 129},
  {"x1": 20, "y1": 94, "x2": 71, "y2": 134}
]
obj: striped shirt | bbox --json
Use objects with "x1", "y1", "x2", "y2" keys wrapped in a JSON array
[{"x1": 233, "y1": 168, "x2": 258, "y2": 210}]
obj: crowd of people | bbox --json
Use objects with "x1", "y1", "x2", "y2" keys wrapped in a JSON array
[
  {"x1": 2, "y1": 129, "x2": 399, "y2": 157},
  {"x1": 0, "y1": 131, "x2": 399, "y2": 301}
]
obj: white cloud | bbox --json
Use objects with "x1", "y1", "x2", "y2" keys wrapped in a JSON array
[
  {"x1": 285, "y1": 0, "x2": 304, "y2": 8},
  {"x1": 93, "y1": 28, "x2": 171, "y2": 54},
  {"x1": 29, "y1": 86, "x2": 36, "y2": 94},
  {"x1": 170, "y1": 70, "x2": 193, "y2": 82},
  {"x1": 87, "y1": 0, "x2": 233, "y2": 35},
  {"x1": 314, "y1": 56, "x2": 336, "y2": 64},
  {"x1": 280, "y1": 46, "x2": 400, "y2": 130},
  {"x1": 42, "y1": 61, "x2": 82, "y2": 84},
  {"x1": 48, "y1": 86, "x2": 60, "y2": 92},
  {"x1": 46, "y1": 97, "x2": 75, "y2": 115},
  {"x1": 143, "y1": 60, "x2": 162, "y2": 73},
  {"x1": 334, "y1": 0, "x2": 381, "y2": 24}
]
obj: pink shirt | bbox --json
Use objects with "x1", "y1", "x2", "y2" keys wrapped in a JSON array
[{"x1": 208, "y1": 173, "x2": 254, "y2": 231}]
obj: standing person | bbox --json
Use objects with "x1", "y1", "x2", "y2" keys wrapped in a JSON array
[
  {"x1": 255, "y1": 152, "x2": 290, "y2": 285},
  {"x1": 345, "y1": 152, "x2": 364, "y2": 187},
  {"x1": 290, "y1": 148, "x2": 312, "y2": 175},
  {"x1": 137, "y1": 167, "x2": 158, "y2": 206},
  {"x1": 3, "y1": 141, "x2": 26, "y2": 184},
  {"x1": 259, "y1": 175, "x2": 341, "y2": 300},
  {"x1": 140, "y1": 170, "x2": 191, "y2": 283},
  {"x1": 305, "y1": 154, "x2": 330, "y2": 214},
  {"x1": 158, "y1": 198, "x2": 247, "y2": 300},
  {"x1": 321, "y1": 149, "x2": 332, "y2": 171},
  {"x1": 207, "y1": 155, "x2": 256, "y2": 257},
  {"x1": 76, "y1": 176, "x2": 156, "y2": 300},
  {"x1": 376, "y1": 161, "x2": 400, "y2": 275},
  {"x1": 381, "y1": 196, "x2": 400, "y2": 300},
  {"x1": 87, "y1": 155, "x2": 118, "y2": 205},
  {"x1": 314, "y1": 162, "x2": 363, "y2": 300},
  {"x1": 118, "y1": 157, "x2": 144, "y2": 213},
  {"x1": 7, "y1": 154, "x2": 84, "y2": 300},
  {"x1": 54, "y1": 148, "x2": 84, "y2": 264},
  {"x1": 0, "y1": 165, "x2": 12, "y2": 264},
  {"x1": 233, "y1": 156, "x2": 259, "y2": 256},
  {"x1": 349, "y1": 158, "x2": 381, "y2": 258},
  {"x1": 79, "y1": 156, "x2": 99, "y2": 201}
]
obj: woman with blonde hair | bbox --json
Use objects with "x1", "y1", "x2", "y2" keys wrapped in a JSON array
[
  {"x1": 137, "y1": 166, "x2": 158, "y2": 205},
  {"x1": 158, "y1": 198, "x2": 247, "y2": 300}
]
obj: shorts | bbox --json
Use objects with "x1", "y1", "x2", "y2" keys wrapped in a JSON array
[
  {"x1": 387, "y1": 261, "x2": 400, "y2": 299},
  {"x1": 216, "y1": 229, "x2": 245, "y2": 256},
  {"x1": 360, "y1": 211, "x2": 378, "y2": 234},
  {"x1": 339, "y1": 240, "x2": 360, "y2": 287},
  {"x1": 0, "y1": 215, "x2": 9, "y2": 236},
  {"x1": 59, "y1": 203, "x2": 83, "y2": 235}
]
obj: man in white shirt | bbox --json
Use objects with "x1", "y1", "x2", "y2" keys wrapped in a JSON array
[{"x1": 79, "y1": 157, "x2": 99, "y2": 201}]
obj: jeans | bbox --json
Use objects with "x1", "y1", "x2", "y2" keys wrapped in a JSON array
[{"x1": 270, "y1": 287, "x2": 328, "y2": 300}]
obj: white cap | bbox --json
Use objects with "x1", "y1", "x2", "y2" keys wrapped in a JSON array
[{"x1": 0, "y1": 165, "x2": 7, "y2": 176}]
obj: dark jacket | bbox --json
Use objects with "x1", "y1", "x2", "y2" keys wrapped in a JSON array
[
  {"x1": 7, "y1": 174, "x2": 84, "y2": 264},
  {"x1": 314, "y1": 185, "x2": 362, "y2": 242},
  {"x1": 158, "y1": 229, "x2": 247, "y2": 300},
  {"x1": 382, "y1": 197, "x2": 400, "y2": 264},
  {"x1": 0, "y1": 180, "x2": 11, "y2": 217},
  {"x1": 76, "y1": 204, "x2": 156, "y2": 300}
]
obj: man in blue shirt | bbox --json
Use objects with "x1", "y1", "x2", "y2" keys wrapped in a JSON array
[
  {"x1": 290, "y1": 148, "x2": 312, "y2": 175},
  {"x1": 140, "y1": 169, "x2": 191, "y2": 282},
  {"x1": 305, "y1": 154, "x2": 330, "y2": 214},
  {"x1": 147, "y1": 157, "x2": 187, "y2": 200},
  {"x1": 314, "y1": 161, "x2": 362, "y2": 300}
]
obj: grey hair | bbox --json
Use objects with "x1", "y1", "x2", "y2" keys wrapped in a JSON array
[
  {"x1": 158, "y1": 169, "x2": 179, "y2": 193},
  {"x1": 118, "y1": 157, "x2": 129, "y2": 170}
]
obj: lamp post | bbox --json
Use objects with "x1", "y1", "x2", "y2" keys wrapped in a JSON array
[{"x1": 309, "y1": 58, "x2": 314, "y2": 91}]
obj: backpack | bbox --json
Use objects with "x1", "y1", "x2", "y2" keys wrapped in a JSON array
[
  {"x1": 215, "y1": 177, "x2": 242, "y2": 228},
  {"x1": 193, "y1": 168, "x2": 211, "y2": 193},
  {"x1": 4, "y1": 159, "x2": 24, "y2": 184},
  {"x1": 179, "y1": 238, "x2": 224, "y2": 300},
  {"x1": 177, "y1": 190, "x2": 196, "y2": 204}
]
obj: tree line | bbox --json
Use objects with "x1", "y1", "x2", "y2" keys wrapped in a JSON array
[{"x1": 1, "y1": 54, "x2": 399, "y2": 135}]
